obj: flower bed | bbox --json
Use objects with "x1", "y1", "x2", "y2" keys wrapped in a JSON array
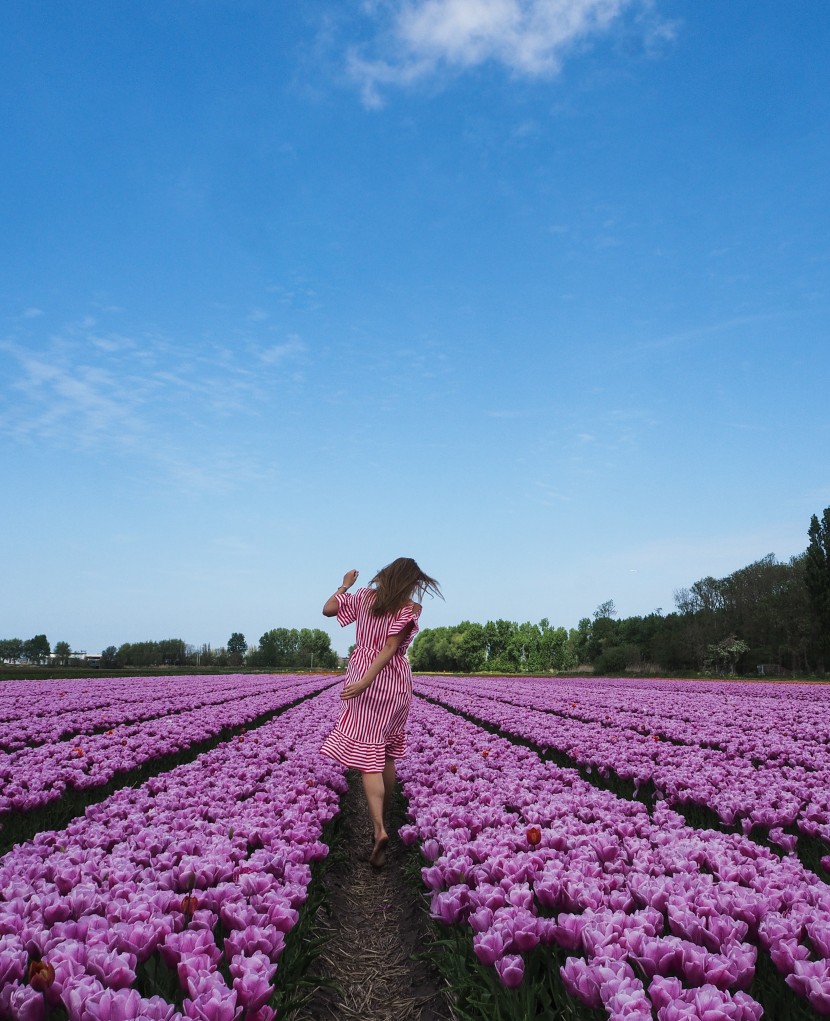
[
  {"x1": 398, "y1": 696, "x2": 830, "y2": 1019},
  {"x1": 415, "y1": 676, "x2": 830, "y2": 867},
  {"x1": 0, "y1": 675, "x2": 333, "y2": 819},
  {"x1": 0, "y1": 687, "x2": 347, "y2": 1020},
  {"x1": 0, "y1": 675, "x2": 326, "y2": 752}
]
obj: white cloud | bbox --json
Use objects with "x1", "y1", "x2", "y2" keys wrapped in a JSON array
[
  {"x1": 259, "y1": 337, "x2": 306, "y2": 365},
  {"x1": 349, "y1": 0, "x2": 655, "y2": 105}
]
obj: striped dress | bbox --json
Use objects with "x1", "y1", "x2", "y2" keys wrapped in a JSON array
[{"x1": 320, "y1": 587, "x2": 421, "y2": 773}]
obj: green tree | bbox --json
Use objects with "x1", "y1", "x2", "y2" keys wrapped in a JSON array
[
  {"x1": 0, "y1": 638, "x2": 24, "y2": 662},
  {"x1": 101, "y1": 646, "x2": 118, "y2": 667},
  {"x1": 805, "y1": 507, "x2": 830, "y2": 664},
  {"x1": 23, "y1": 634, "x2": 50, "y2": 664},
  {"x1": 54, "y1": 641, "x2": 72, "y2": 665},
  {"x1": 258, "y1": 628, "x2": 297, "y2": 667},
  {"x1": 297, "y1": 628, "x2": 338, "y2": 669},
  {"x1": 227, "y1": 632, "x2": 248, "y2": 665},
  {"x1": 704, "y1": 634, "x2": 750, "y2": 676}
]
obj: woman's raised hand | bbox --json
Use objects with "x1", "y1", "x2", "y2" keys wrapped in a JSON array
[{"x1": 342, "y1": 569, "x2": 359, "y2": 589}]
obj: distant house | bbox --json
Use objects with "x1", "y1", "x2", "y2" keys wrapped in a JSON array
[{"x1": 48, "y1": 651, "x2": 103, "y2": 666}]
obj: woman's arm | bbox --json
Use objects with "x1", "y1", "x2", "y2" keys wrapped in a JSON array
[
  {"x1": 323, "y1": 569, "x2": 359, "y2": 617},
  {"x1": 341, "y1": 627, "x2": 410, "y2": 700}
]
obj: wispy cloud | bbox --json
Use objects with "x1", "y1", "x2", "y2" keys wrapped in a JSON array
[
  {"x1": 0, "y1": 306, "x2": 310, "y2": 492},
  {"x1": 259, "y1": 336, "x2": 306, "y2": 365},
  {"x1": 348, "y1": 0, "x2": 667, "y2": 106}
]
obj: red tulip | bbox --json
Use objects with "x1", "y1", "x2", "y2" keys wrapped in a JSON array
[
  {"x1": 181, "y1": 894, "x2": 199, "y2": 914},
  {"x1": 29, "y1": 960, "x2": 55, "y2": 991},
  {"x1": 526, "y1": 825, "x2": 542, "y2": 846}
]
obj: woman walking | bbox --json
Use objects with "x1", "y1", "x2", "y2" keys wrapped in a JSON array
[{"x1": 321, "y1": 557, "x2": 441, "y2": 867}]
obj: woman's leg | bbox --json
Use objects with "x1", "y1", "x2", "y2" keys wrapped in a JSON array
[
  {"x1": 361, "y1": 771, "x2": 389, "y2": 866},
  {"x1": 382, "y1": 755, "x2": 396, "y2": 819}
]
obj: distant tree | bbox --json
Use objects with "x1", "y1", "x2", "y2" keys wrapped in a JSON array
[
  {"x1": 297, "y1": 628, "x2": 338, "y2": 669},
  {"x1": 0, "y1": 638, "x2": 24, "y2": 663},
  {"x1": 585, "y1": 601, "x2": 619, "y2": 663},
  {"x1": 593, "y1": 600, "x2": 617, "y2": 620},
  {"x1": 54, "y1": 641, "x2": 72, "y2": 665},
  {"x1": 805, "y1": 507, "x2": 830, "y2": 663},
  {"x1": 252, "y1": 627, "x2": 337, "y2": 669},
  {"x1": 101, "y1": 646, "x2": 118, "y2": 667},
  {"x1": 227, "y1": 632, "x2": 248, "y2": 665},
  {"x1": 257, "y1": 628, "x2": 295, "y2": 668},
  {"x1": 23, "y1": 634, "x2": 50, "y2": 664},
  {"x1": 158, "y1": 639, "x2": 186, "y2": 665},
  {"x1": 704, "y1": 635, "x2": 750, "y2": 676}
]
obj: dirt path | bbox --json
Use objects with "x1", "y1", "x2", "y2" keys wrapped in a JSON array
[{"x1": 291, "y1": 772, "x2": 456, "y2": 1021}]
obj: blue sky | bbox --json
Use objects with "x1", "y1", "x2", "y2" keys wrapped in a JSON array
[{"x1": 2, "y1": 1, "x2": 828, "y2": 657}]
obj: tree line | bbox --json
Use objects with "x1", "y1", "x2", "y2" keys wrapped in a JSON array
[
  {"x1": 0, "y1": 629, "x2": 339, "y2": 671},
  {"x1": 4, "y1": 508, "x2": 828, "y2": 677},
  {"x1": 410, "y1": 507, "x2": 830, "y2": 677}
]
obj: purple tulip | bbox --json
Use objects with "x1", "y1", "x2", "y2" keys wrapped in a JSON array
[
  {"x1": 0, "y1": 939, "x2": 26, "y2": 986},
  {"x1": 560, "y1": 956, "x2": 604, "y2": 1009},
  {"x1": 769, "y1": 937, "x2": 812, "y2": 975},
  {"x1": 430, "y1": 888, "x2": 469, "y2": 925},
  {"x1": 472, "y1": 929, "x2": 504, "y2": 966},
  {"x1": 495, "y1": 953, "x2": 524, "y2": 988},
  {"x1": 82, "y1": 987, "x2": 144, "y2": 1020},
  {"x1": 183, "y1": 984, "x2": 240, "y2": 1021},
  {"x1": 86, "y1": 948, "x2": 137, "y2": 989},
  {"x1": 468, "y1": 906, "x2": 494, "y2": 933},
  {"x1": 9, "y1": 983, "x2": 47, "y2": 1021},
  {"x1": 224, "y1": 924, "x2": 285, "y2": 963},
  {"x1": 230, "y1": 950, "x2": 276, "y2": 1011},
  {"x1": 397, "y1": 825, "x2": 419, "y2": 846},
  {"x1": 785, "y1": 959, "x2": 830, "y2": 1015}
]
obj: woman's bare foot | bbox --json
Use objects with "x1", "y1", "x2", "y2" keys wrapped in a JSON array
[{"x1": 369, "y1": 834, "x2": 389, "y2": 868}]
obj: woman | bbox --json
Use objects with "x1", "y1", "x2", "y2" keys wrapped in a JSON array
[{"x1": 321, "y1": 557, "x2": 441, "y2": 867}]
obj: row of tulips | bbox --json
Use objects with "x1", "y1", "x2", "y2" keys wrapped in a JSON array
[
  {"x1": 414, "y1": 676, "x2": 830, "y2": 864},
  {"x1": 0, "y1": 675, "x2": 333, "y2": 819},
  {"x1": 0, "y1": 675, "x2": 314, "y2": 752},
  {"x1": 0, "y1": 686, "x2": 348, "y2": 1020},
  {"x1": 397, "y1": 696, "x2": 830, "y2": 1019}
]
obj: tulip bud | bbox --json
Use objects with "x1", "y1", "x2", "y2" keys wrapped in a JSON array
[
  {"x1": 28, "y1": 959, "x2": 55, "y2": 991},
  {"x1": 181, "y1": 894, "x2": 199, "y2": 915}
]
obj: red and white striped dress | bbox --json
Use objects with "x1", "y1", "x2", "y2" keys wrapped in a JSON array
[{"x1": 320, "y1": 587, "x2": 421, "y2": 773}]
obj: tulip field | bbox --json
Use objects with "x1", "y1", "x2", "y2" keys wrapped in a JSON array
[{"x1": 1, "y1": 673, "x2": 829, "y2": 1019}]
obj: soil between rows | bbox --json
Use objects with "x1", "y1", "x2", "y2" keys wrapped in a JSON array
[{"x1": 290, "y1": 771, "x2": 456, "y2": 1021}]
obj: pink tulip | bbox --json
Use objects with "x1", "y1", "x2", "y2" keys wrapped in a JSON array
[
  {"x1": 82, "y1": 987, "x2": 144, "y2": 1020},
  {"x1": 786, "y1": 960, "x2": 830, "y2": 1016},
  {"x1": 472, "y1": 929, "x2": 504, "y2": 966},
  {"x1": 495, "y1": 953, "x2": 524, "y2": 988},
  {"x1": 230, "y1": 950, "x2": 276, "y2": 1011}
]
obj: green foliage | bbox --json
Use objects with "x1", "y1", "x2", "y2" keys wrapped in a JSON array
[
  {"x1": 101, "y1": 645, "x2": 118, "y2": 666},
  {"x1": 23, "y1": 634, "x2": 50, "y2": 663},
  {"x1": 411, "y1": 507, "x2": 830, "y2": 677},
  {"x1": 251, "y1": 627, "x2": 337, "y2": 669},
  {"x1": 227, "y1": 631, "x2": 248, "y2": 664},
  {"x1": 410, "y1": 619, "x2": 576, "y2": 674},
  {"x1": 805, "y1": 507, "x2": 830, "y2": 660},
  {"x1": 116, "y1": 638, "x2": 187, "y2": 667},
  {"x1": 703, "y1": 634, "x2": 750, "y2": 676},
  {"x1": 0, "y1": 637, "x2": 23, "y2": 662},
  {"x1": 53, "y1": 640, "x2": 72, "y2": 665}
]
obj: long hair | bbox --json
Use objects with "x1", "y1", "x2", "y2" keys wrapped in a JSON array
[{"x1": 369, "y1": 557, "x2": 441, "y2": 616}]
